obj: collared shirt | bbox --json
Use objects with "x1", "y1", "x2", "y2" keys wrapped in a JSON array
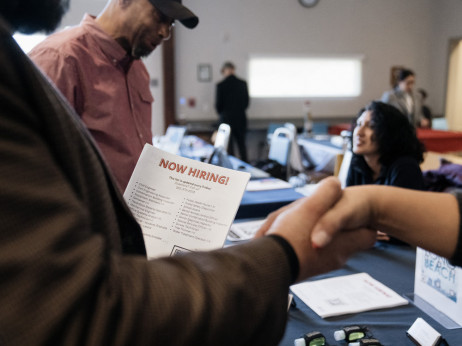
[{"x1": 30, "y1": 14, "x2": 153, "y2": 192}]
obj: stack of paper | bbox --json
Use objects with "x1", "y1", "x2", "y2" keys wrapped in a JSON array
[
  {"x1": 291, "y1": 272, "x2": 408, "y2": 318},
  {"x1": 227, "y1": 219, "x2": 266, "y2": 242},
  {"x1": 245, "y1": 178, "x2": 292, "y2": 191}
]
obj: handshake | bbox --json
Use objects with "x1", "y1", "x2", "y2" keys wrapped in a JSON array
[{"x1": 255, "y1": 177, "x2": 460, "y2": 283}]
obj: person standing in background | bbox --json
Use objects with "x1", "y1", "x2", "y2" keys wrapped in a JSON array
[
  {"x1": 30, "y1": 0, "x2": 199, "y2": 192},
  {"x1": 417, "y1": 88, "x2": 433, "y2": 128},
  {"x1": 381, "y1": 68, "x2": 423, "y2": 127},
  {"x1": 215, "y1": 61, "x2": 250, "y2": 162}
]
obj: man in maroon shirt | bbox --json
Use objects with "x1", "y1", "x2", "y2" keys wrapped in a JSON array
[{"x1": 30, "y1": 0, "x2": 198, "y2": 192}]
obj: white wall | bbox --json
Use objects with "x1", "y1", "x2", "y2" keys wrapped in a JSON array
[
  {"x1": 175, "y1": 0, "x2": 461, "y2": 122},
  {"x1": 60, "y1": 0, "x2": 106, "y2": 25}
]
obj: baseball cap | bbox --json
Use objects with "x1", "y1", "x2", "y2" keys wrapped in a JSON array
[{"x1": 149, "y1": 0, "x2": 199, "y2": 29}]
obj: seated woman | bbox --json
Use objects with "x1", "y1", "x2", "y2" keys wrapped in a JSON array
[
  {"x1": 346, "y1": 101, "x2": 425, "y2": 242},
  {"x1": 347, "y1": 101, "x2": 425, "y2": 190}
]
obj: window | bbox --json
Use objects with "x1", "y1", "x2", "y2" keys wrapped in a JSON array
[
  {"x1": 248, "y1": 56, "x2": 362, "y2": 98},
  {"x1": 13, "y1": 33, "x2": 47, "y2": 53}
]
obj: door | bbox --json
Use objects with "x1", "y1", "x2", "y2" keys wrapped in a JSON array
[{"x1": 445, "y1": 39, "x2": 462, "y2": 131}]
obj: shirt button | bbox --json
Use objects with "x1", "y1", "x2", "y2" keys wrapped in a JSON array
[{"x1": 139, "y1": 134, "x2": 143, "y2": 138}]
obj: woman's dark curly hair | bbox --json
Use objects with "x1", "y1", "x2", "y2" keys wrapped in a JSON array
[{"x1": 353, "y1": 101, "x2": 425, "y2": 166}]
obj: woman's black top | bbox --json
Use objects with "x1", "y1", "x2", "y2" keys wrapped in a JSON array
[{"x1": 346, "y1": 155, "x2": 424, "y2": 190}]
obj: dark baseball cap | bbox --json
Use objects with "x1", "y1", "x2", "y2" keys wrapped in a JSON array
[{"x1": 149, "y1": 0, "x2": 199, "y2": 29}]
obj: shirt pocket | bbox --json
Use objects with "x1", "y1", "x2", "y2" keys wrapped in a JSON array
[
  {"x1": 138, "y1": 87, "x2": 154, "y2": 105},
  {"x1": 132, "y1": 87, "x2": 154, "y2": 136}
]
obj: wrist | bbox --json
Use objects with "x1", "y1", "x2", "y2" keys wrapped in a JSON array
[
  {"x1": 369, "y1": 186, "x2": 386, "y2": 231},
  {"x1": 268, "y1": 234, "x2": 299, "y2": 284}
]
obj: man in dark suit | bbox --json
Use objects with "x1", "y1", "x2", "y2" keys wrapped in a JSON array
[
  {"x1": 215, "y1": 61, "x2": 250, "y2": 162},
  {"x1": 0, "y1": 1, "x2": 375, "y2": 344}
]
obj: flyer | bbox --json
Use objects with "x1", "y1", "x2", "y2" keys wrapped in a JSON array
[{"x1": 124, "y1": 144, "x2": 250, "y2": 259}]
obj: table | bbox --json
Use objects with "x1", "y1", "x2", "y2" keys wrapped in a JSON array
[
  {"x1": 280, "y1": 243, "x2": 462, "y2": 345},
  {"x1": 416, "y1": 128, "x2": 462, "y2": 153},
  {"x1": 328, "y1": 123, "x2": 352, "y2": 136},
  {"x1": 421, "y1": 151, "x2": 462, "y2": 171},
  {"x1": 236, "y1": 188, "x2": 304, "y2": 219}
]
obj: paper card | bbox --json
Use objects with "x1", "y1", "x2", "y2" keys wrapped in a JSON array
[
  {"x1": 124, "y1": 144, "x2": 250, "y2": 259},
  {"x1": 291, "y1": 272, "x2": 408, "y2": 318},
  {"x1": 414, "y1": 248, "x2": 462, "y2": 326},
  {"x1": 227, "y1": 219, "x2": 266, "y2": 242},
  {"x1": 245, "y1": 178, "x2": 292, "y2": 191},
  {"x1": 407, "y1": 317, "x2": 441, "y2": 346}
]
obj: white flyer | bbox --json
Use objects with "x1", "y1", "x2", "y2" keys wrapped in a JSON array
[
  {"x1": 124, "y1": 144, "x2": 250, "y2": 259},
  {"x1": 291, "y1": 272, "x2": 408, "y2": 318}
]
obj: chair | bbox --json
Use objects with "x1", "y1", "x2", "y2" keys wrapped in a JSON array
[
  {"x1": 336, "y1": 150, "x2": 353, "y2": 189},
  {"x1": 268, "y1": 127, "x2": 293, "y2": 180},
  {"x1": 206, "y1": 146, "x2": 234, "y2": 169},
  {"x1": 214, "y1": 123, "x2": 231, "y2": 152},
  {"x1": 206, "y1": 123, "x2": 233, "y2": 169},
  {"x1": 266, "y1": 122, "x2": 285, "y2": 145},
  {"x1": 284, "y1": 122, "x2": 305, "y2": 174}
]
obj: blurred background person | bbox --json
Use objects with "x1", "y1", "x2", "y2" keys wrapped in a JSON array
[
  {"x1": 215, "y1": 61, "x2": 250, "y2": 162},
  {"x1": 381, "y1": 68, "x2": 423, "y2": 127},
  {"x1": 418, "y1": 88, "x2": 433, "y2": 128}
]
